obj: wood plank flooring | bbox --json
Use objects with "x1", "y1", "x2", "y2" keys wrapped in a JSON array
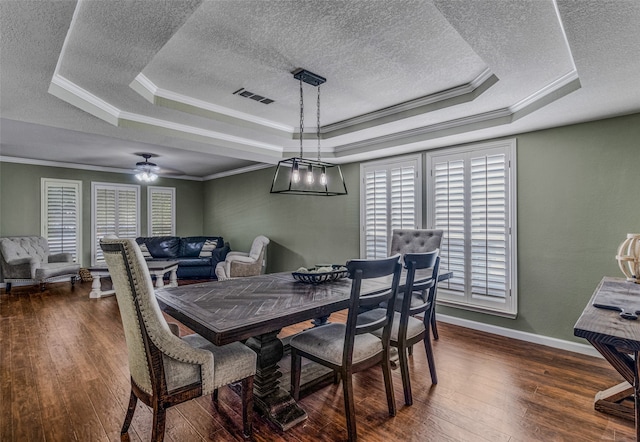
[{"x1": 0, "y1": 280, "x2": 635, "y2": 441}]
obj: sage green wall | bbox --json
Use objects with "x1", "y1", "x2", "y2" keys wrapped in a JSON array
[
  {"x1": 203, "y1": 164, "x2": 361, "y2": 273},
  {"x1": 0, "y1": 163, "x2": 205, "y2": 266},
  {"x1": 204, "y1": 113, "x2": 640, "y2": 342}
]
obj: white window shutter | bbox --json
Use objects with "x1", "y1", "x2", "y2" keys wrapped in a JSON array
[
  {"x1": 92, "y1": 183, "x2": 140, "y2": 265},
  {"x1": 41, "y1": 179, "x2": 82, "y2": 263},
  {"x1": 148, "y1": 187, "x2": 175, "y2": 236},
  {"x1": 361, "y1": 155, "x2": 422, "y2": 259}
]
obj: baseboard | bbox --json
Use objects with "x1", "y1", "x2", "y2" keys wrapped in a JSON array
[{"x1": 436, "y1": 313, "x2": 601, "y2": 358}]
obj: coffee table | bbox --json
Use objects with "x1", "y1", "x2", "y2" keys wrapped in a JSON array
[{"x1": 89, "y1": 260, "x2": 179, "y2": 298}]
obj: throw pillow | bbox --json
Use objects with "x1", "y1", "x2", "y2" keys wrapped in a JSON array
[
  {"x1": 199, "y1": 239, "x2": 218, "y2": 258},
  {"x1": 138, "y1": 242, "x2": 152, "y2": 259}
]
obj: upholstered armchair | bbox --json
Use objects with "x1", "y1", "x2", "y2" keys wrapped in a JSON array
[
  {"x1": 0, "y1": 236, "x2": 80, "y2": 292},
  {"x1": 100, "y1": 237, "x2": 256, "y2": 440},
  {"x1": 215, "y1": 235, "x2": 269, "y2": 280}
]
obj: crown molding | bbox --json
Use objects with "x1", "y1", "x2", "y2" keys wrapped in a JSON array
[
  {"x1": 131, "y1": 74, "x2": 294, "y2": 134},
  {"x1": 0, "y1": 156, "x2": 203, "y2": 181},
  {"x1": 48, "y1": 74, "x2": 284, "y2": 159},
  {"x1": 204, "y1": 162, "x2": 274, "y2": 181},
  {"x1": 320, "y1": 68, "x2": 498, "y2": 137},
  {"x1": 334, "y1": 69, "x2": 580, "y2": 157}
]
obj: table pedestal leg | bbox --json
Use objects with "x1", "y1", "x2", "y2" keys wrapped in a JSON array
[
  {"x1": 169, "y1": 268, "x2": 178, "y2": 287},
  {"x1": 245, "y1": 330, "x2": 307, "y2": 431},
  {"x1": 635, "y1": 352, "x2": 640, "y2": 440}
]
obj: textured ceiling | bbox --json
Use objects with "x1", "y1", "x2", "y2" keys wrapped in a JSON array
[{"x1": 1, "y1": 0, "x2": 639, "y2": 179}]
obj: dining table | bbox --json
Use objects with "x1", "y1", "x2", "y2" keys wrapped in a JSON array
[{"x1": 155, "y1": 269, "x2": 452, "y2": 431}]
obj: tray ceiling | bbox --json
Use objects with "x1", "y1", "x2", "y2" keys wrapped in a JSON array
[{"x1": 1, "y1": 0, "x2": 639, "y2": 179}]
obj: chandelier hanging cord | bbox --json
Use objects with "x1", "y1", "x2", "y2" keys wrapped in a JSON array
[
  {"x1": 317, "y1": 85, "x2": 321, "y2": 161},
  {"x1": 299, "y1": 78, "x2": 304, "y2": 159}
]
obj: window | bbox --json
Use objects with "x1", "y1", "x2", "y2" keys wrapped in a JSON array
[
  {"x1": 148, "y1": 186, "x2": 175, "y2": 236},
  {"x1": 426, "y1": 140, "x2": 517, "y2": 317},
  {"x1": 41, "y1": 178, "x2": 82, "y2": 263},
  {"x1": 360, "y1": 155, "x2": 422, "y2": 258},
  {"x1": 92, "y1": 183, "x2": 140, "y2": 265}
]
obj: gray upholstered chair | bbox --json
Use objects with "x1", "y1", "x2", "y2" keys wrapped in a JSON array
[
  {"x1": 215, "y1": 235, "x2": 269, "y2": 280},
  {"x1": 389, "y1": 229, "x2": 443, "y2": 339},
  {"x1": 100, "y1": 237, "x2": 256, "y2": 441},
  {"x1": 0, "y1": 236, "x2": 80, "y2": 292},
  {"x1": 361, "y1": 250, "x2": 440, "y2": 405},
  {"x1": 290, "y1": 254, "x2": 402, "y2": 441}
]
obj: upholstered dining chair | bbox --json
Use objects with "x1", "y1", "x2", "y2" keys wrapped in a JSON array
[
  {"x1": 389, "y1": 229, "x2": 443, "y2": 339},
  {"x1": 100, "y1": 237, "x2": 257, "y2": 441},
  {"x1": 361, "y1": 250, "x2": 440, "y2": 405},
  {"x1": 290, "y1": 254, "x2": 402, "y2": 441}
]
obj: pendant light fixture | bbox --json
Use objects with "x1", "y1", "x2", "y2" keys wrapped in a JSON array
[{"x1": 270, "y1": 69, "x2": 347, "y2": 196}]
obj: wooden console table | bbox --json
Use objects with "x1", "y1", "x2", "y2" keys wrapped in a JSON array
[
  {"x1": 89, "y1": 260, "x2": 179, "y2": 298},
  {"x1": 574, "y1": 277, "x2": 640, "y2": 439}
]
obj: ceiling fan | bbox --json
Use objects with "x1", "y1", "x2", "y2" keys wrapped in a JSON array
[{"x1": 134, "y1": 153, "x2": 161, "y2": 182}]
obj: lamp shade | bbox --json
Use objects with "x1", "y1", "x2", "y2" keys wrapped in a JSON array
[{"x1": 270, "y1": 157, "x2": 347, "y2": 196}]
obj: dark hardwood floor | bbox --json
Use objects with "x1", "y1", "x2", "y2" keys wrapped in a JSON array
[{"x1": 0, "y1": 279, "x2": 635, "y2": 441}]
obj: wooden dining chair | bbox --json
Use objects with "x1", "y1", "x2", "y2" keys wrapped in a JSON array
[
  {"x1": 361, "y1": 250, "x2": 440, "y2": 405},
  {"x1": 100, "y1": 237, "x2": 257, "y2": 441},
  {"x1": 290, "y1": 254, "x2": 402, "y2": 441},
  {"x1": 388, "y1": 229, "x2": 443, "y2": 339}
]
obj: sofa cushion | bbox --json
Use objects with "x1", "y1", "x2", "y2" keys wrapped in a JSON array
[
  {"x1": 199, "y1": 239, "x2": 219, "y2": 258},
  {"x1": 212, "y1": 243, "x2": 231, "y2": 262},
  {"x1": 144, "y1": 237, "x2": 180, "y2": 258},
  {"x1": 181, "y1": 237, "x2": 206, "y2": 257},
  {"x1": 176, "y1": 257, "x2": 212, "y2": 267}
]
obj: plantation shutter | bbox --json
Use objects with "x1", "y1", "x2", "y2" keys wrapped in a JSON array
[
  {"x1": 433, "y1": 158, "x2": 466, "y2": 294},
  {"x1": 92, "y1": 183, "x2": 139, "y2": 265},
  {"x1": 470, "y1": 154, "x2": 507, "y2": 299},
  {"x1": 427, "y1": 140, "x2": 516, "y2": 316},
  {"x1": 364, "y1": 168, "x2": 388, "y2": 259},
  {"x1": 361, "y1": 155, "x2": 421, "y2": 259},
  {"x1": 41, "y1": 179, "x2": 81, "y2": 263},
  {"x1": 148, "y1": 187, "x2": 175, "y2": 236}
]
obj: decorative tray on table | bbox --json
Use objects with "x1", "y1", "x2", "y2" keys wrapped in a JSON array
[{"x1": 292, "y1": 265, "x2": 349, "y2": 284}]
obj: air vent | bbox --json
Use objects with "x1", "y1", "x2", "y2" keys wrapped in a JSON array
[{"x1": 233, "y1": 88, "x2": 274, "y2": 104}]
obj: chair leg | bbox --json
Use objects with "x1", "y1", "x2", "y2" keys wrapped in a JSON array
[
  {"x1": 423, "y1": 326, "x2": 438, "y2": 384},
  {"x1": 71, "y1": 276, "x2": 76, "y2": 287},
  {"x1": 120, "y1": 389, "x2": 137, "y2": 441},
  {"x1": 151, "y1": 404, "x2": 166, "y2": 442},
  {"x1": 342, "y1": 371, "x2": 358, "y2": 441},
  {"x1": 40, "y1": 283, "x2": 46, "y2": 291},
  {"x1": 398, "y1": 345, "x2": 413, "y2": 405},
  {"x1": 212, "y1": 388, "x2": 218, "y2": 405},
  {"x1": 431, "y1": 310, "x2": 439, "y2": 340},
  {"x1": 381, "y1": 353, "x2": 397, "y2": 417},
  {"x1": 241, "y1": 376, "x2": 254, "y2": 438},
  {"x1": 407, "y1": 345, "x2": 413, "y2": 356},
  {"x1": 290, "y1": 350, "x2": 302, "y2": 401},
  {"x1": 5, "y1": 283, "x2": 11, "y2": 293}
]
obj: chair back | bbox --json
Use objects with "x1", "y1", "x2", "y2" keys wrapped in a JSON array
[
  {"x1": 389, "y1": 229, "x2": 443, "y2": 256},
  {"x1": 100, "y1": 237, "x2": 174, "y2": 397},
  {"x1": 344, "y1": 254, "x2": 402, "y2": 365},
  {"x1": 401, "y1": 250, "x2": 440, "y2": 323}
]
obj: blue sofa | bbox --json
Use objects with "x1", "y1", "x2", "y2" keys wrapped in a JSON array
[{"x1": 135, "y1": 236, "x2": 230, "y2": 279}]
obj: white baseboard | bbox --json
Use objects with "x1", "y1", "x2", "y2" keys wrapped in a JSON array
[{"x1": 436, "y1": 313, "x2": 601, "y2": 358}]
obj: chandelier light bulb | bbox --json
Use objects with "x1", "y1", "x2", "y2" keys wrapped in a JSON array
[
  {"x1": 320, "y1": 166, "x2": 327, "y2": 185},
  {"x1": 306, "y1": 164, "x2": 314, "y2": 184},
  {"x1": 291, "y1": 161, "x2": 300, "y2": 183}
]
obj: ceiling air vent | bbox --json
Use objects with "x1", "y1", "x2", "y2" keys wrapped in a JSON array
[{"x1": 233, "y1": 88, "x2": 274, "y2": 104}]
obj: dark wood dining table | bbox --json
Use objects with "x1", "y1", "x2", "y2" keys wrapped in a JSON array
[
  {"x1": 574, "y1": 277, "x2": 640, "y2": 440},
  {"x1": 155, "y1": 269, "x2": 452, "y2": 431}
]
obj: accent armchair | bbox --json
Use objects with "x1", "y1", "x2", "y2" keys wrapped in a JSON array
[
  {"x1": 100, "y1": 237, "x2": 256, "y2": 441},
  {"x1": 0, "y1": 236, "x2": 80, "y2": 292},
  {"x1": 215, "y1": 235, "x2": 269, "y2": 280}
]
